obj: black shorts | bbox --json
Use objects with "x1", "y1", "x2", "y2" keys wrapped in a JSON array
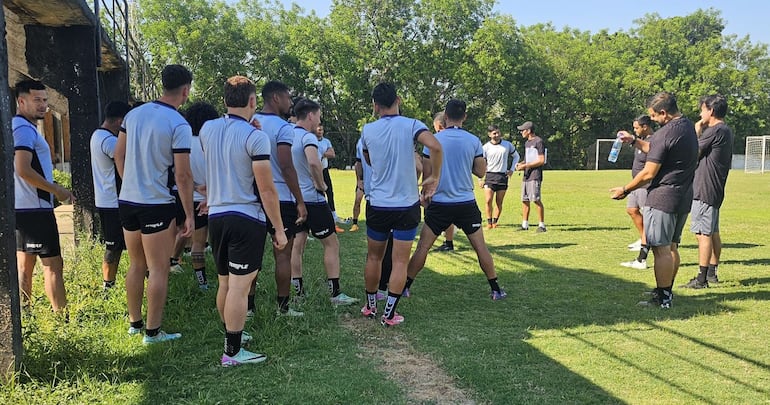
[
  {"x1": 483, "y1": 172, "x2": 509, "y2": 191},
  {"x1": 299, "y1": 203, "x2": 336, "y2": 239},
  {"x1": 267, "y1": 202, "x2": 301, "y2": 239},
  {"x1": 119, "y1": 202, "x2": 176, "y2": 234},
  {"x1": 172, "y1": 190, "x2": 185, "y2": 226},
  {"x1": 208, "y1": 214, "x2": 267, "y2": 276},
  {"x1": 98, "y1": 208, "x2": 125, "y2": 251},
  {"x1": 15, "y1": 210, "x2": 61, "y2": 258},
  {"x1": 425, "y1": 202, "x2": 483, "y2": 236},
  {"x1": 366, "y1": 203, "x2": 421, "y2": 241},
  {"x1": 193, "y1": 201, "x2": 208, "y2": 230}
]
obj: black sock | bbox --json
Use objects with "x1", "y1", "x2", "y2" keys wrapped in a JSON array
[
  {"x1": 487, "y1": 218, "x2": 493, "y2": 225},
  {"x1": 291, "y1": 277, "x2": 304, "y2": 296},
  {"x1": 146, "y1": 327, "x2": 160, "y2": 337},
  {"x1": 404, "y1": 277, "x2": 414, "y2": 291},
  {"x1": 487, "y1": 277, "x2": 501, "y2": 292},
  {"x1": 352, "y1": 218, "x2": 358, "y2": 225},
  {"x1": 707, "y1": 264, "x2": 718, "y2": 278},
  {"x1": 247, "y1": 294, "x2": 256, "y2": 312},
  {"x1": 130, "y1": 320, "x2": 144, "y2": 330},
  {"x1": 378, "y1": 278, "x2": 388, "y2": 292},
  {"x1": 328, "y1": 278, "x2": 341, "y2": 297},
  {"x1": 383, "y1": 292, "x2": 402, "y2": 320},
  {"x1": 103, "y1": 280, "x2": 115, "y2": 289},
  {"x1": 170, "y1": 257, "x2": 179, "y2": 266},
  {"x1": 225, "y1": 330, "x2": 242, "y2": 356},
  {"x1": 697, "y1": 266, "x2": 708, "y2": 283},
  {"x1": 277, "y1": 296, "x2": 289, "y2": 312},
  {"x1": 637, "y1": 245, "x2": 649, "y2": 261},
  {"x1": 445, "y1": 240, "x2": 454, "y2": 248},
  {"x1": 492, "y1": 217, "x2": 499, "y2": 224},
  {"x1": 366, "y1": 290, "x2": 377, "y2": 310},
  {"x1": 194, "y1": 267, "x2": 207, "y2": 285}
]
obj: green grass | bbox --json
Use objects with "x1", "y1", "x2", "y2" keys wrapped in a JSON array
[{"x1": 3, "y1": 169, "x2": 770, "y2": 404}]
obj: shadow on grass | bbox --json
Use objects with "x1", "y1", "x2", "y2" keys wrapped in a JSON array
[
  {"x1": 681, "y1": 257, "x2": 770, "y2": 268},
  {"x1": 494, "y1": 242, "x2": 578, "y2": 250},
  {"x1": 678, "y1": 242, "x2": 763, "y2": 250},
  {"x1": 740, "y1": 277, "x2": 770, "y2": 286}
]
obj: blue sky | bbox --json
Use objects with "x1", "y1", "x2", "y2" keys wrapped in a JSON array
[{"x1": 275, "y1": 0, "x2": 769, "y2": 45}]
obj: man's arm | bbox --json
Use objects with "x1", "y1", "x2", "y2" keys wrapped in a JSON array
[
  {"x1": 115, "y1": 130, "x2": 127, "y2": 179},
  {"x1": 323, "y1": 145, "x2": 336, "y2": 159},
  {"x1": 472, "y1": 156, "x2": 487, "y2": 178},
  {"x1": 304, "y1": 146, "x2": 327, "y2": 192},
  {"x1": 278, "y1": 143, "x2": 307, "y2": 223},
  {"x1": 610, "y1": 161, "x2": 661, "y2": 199},
  {"x1": 173, "y1": 152, "x2": 195, "y2": 237},
  {"x1": 253, "y1": 159, "x2": 287, "y2": 249},
  {"x1": 617, "y1": 131, "x2": 650, "y2": 154},
  {"x1": 14, "y1": 151, "x2": 72, "y2": 202},
  {"x1": 416, "y1": 130, "x2": 442, "y2": 200}
]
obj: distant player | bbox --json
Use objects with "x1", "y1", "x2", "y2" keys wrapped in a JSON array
[
  {"x1": 620, "y1": 115, "x2": 653, "y2": 270},
  {"x1": 515, "y1": 121, "x2": 546, "y2": 232},
  {"x1": 480, "y1": 124, "x2": 520, "y2": 229}
]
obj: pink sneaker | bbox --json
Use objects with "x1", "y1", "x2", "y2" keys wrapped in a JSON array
[
  {"x1": 380, "y1": 313, "x2": 404, "y2": 327},
  {"x1": 361, "y1": 305, "x2": 377, "y2": 319}
]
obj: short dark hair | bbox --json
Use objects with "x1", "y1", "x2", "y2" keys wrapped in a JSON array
[
  {"x1": 487, "y1": 124, "x2": 500, "y2": 132},
  {"x1": 646, "y1": 91, "x2": 679, "y2": 115},
  {"x1": 161, "y1": 64, "x2": 193, "y2": 91},
  {"x1": 444, "y1": 99, "x2": 466, "y2": 120},
  {"x1": 104, "y1": 101, "x2": 131, "y2": 120},
  {"x1": 294, "y1": 98, "x2": 321, "y2": 120},
  {"x1": 262, "y1": 80, "x2": 290, "y2": 104},
  {"x1": 184, "y1": 101, "x2": 219, "y2": 136},
  {"x1": 372, "y1": 83, "x2": 397, "y2": 108},
  {"x1": 224, "y1": 75, "x2": 256, "y2": 108},
  {"x1": 700, "y1": 94, "x2": 728, "y2": 119},
  {"x1": 15, "y1": 79, "x2": 45, "y2": 97},
  {"x1": 634, "y1": 115, "x2": 652, "y2": 127}
]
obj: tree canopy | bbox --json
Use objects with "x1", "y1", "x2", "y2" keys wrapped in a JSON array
[{"x1": 133, "y1": 0, "x2": 770, "y2": 168}]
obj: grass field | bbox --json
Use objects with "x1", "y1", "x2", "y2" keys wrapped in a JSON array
[{"x1": 2, "y1": 169, "x2": 769, "y2": 404}]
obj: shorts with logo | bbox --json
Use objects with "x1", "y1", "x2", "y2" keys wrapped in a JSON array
[
  {"x1": 521, "y1": 180, "x2": 542, "y2": 202},
  {"x1": 690, "y1": 200, "x2": 719, "y2": 235},
  {"x1": 208, "y1": 213, "x2": 267, "y2": 276},
  {"x1": 366, "y1": 202, "x2": 421, "y2": 241},
  {"x1": 299, "y1": 202, "x2": 336, "y2": 239},
  {"x1": 483, "y1": 172, "x2": 509, "y2": 192},
  {"x1": 644, "y1": 207, "x2": 688, "y2": 247},
  {"x1": 425, "y1": 201, "x2": 483, "y2": 236},
  {"x1": 193, "y1": 201, "x2": 208, "y2": 230},
  {"x1": 119, "y1": 202, "x2": 176, "y2": 234},
  {"x1": 267, "y1": 202, "x2": 301, "y2": 239},
  {"x1": 15, "y1": 210, "x2": 61, "y2": 258},
  {"x1": 98, "y1": 208, "x2": 125, "y2": 251},
  {"x1": 626, "y1": 188, "x2": 647, "y2": 209}
]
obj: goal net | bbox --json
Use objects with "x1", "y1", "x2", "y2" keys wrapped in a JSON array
[
  {"x1": 589, "y1": 139, "x2": 635, "y2": 170},
  {"x1": 745, "y1": 135, "x2": 770, "y2": 173}
]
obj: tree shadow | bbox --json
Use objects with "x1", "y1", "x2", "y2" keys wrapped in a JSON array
[
  {"x1": 739, "y1": 277, "x2": 770, "y2": 286},
  {"x1": 678, "y1": 243, "x2": 763, "y2": 249},
  {"x1": 494, "y1": 242, "x2": 578, "y2": 250},
  {"x1": 681, "y1": 258, "x2": 770, "y2": 268}
]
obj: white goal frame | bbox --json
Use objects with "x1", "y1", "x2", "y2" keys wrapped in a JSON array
[
  {"x1": 593, "y1": 139, "x2": 621, "y2": 170},
  {"x1": 745, "y1": 135, "x2": 770, "y2": 173}
]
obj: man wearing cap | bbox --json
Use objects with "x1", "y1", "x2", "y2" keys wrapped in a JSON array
[{"x1": 515, "y1": 121, "x2": 546, "y2": 232}]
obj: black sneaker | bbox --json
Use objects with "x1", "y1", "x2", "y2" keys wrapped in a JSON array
[
  {"x1": 536, "y1": 226, "x2": 547, "y2": 233},
  {"x1": 434, "y1": 243, "x2": 454, "y2": 252},
  {"x1": 681, "y1": 277, "x2": 709, "y2": 289},
  {"x1": 638, "y1": 288, "x2": 673, "y2": 308},
  {"x1": 706, "y1": 275, "x2": 720, "y2": 285},
  {"x1": 518, "y1": 226, "x2": 529, "y2": 231}
]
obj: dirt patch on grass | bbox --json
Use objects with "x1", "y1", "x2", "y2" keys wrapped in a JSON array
[{"x1": 342, "y1": 314, "x2": 479, "y2": 404}]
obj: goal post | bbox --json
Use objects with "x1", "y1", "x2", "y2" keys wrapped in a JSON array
[{"x1": 745, "y1": 135, "x2": 770, "y2": 174}]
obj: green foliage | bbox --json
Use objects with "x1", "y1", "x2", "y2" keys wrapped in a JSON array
[
  {"x1": 53, "y1": 169, "x2": 72, "y2": 190},
  {"x1": 132, "y1": 2, "x2": 770, "y2": 167}
]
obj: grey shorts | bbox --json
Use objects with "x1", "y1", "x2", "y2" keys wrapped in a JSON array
[
  {"x1": 626, "y1": 188, "x2": 647, "y2": 209},
  {"x1": 690, "y1": 200, "x2": 719, "y2": 235},
  {"x1": 521, "y1": 180, "x2": 541, "y2": 202},
  {"x1": 643, "y1": 207, "x2": 688, "y2": 247}
]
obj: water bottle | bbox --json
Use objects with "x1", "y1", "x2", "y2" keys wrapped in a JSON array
[{"x1": 607, "y1": 133, "x2": 623, "y2": 163}]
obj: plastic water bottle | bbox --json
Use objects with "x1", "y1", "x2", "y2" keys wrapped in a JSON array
[{"x1": 607, "y1": 133, "x2": 623, "y2": 163}]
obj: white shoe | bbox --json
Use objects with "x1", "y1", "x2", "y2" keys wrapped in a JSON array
[
  {"x1": 170, "y1": 264, "x2": 184, "y2": 274},
  {"x1": 627, "y1": 239, "x2": 642, "y2": 251},
  {"x1": 621, "y1": 259, "x2": 648, "y2": 270}
]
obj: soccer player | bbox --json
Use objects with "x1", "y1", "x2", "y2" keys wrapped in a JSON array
[
  {"x1": 620, "y1": 115, "x2": 654, "y2": 270},
  {"x1": 611, "y1": 91, "x2": 698, "y2": 309},
  {"x1": 115, "y1": 64, "x2": 195, "y2": 343},
  {"x1": 90, "y1": 100, "x2": 132, "y2": 292},
  {"x1": 349, "y1": 136, "x2": 369, "y2": 233},
  {"x1": 681, "y1": 94, "x2": 734, "y2": 289},
  {"x1": 430, "y1": 112, "x2": 456, "y2": 252},
  {"x1": 201, "y1": 75, "x2": 288, "y2": 366},
  {"x1": 316, "y1": 124, "x2": 345, "y2": 233},
  {"x1": 289, "y1": 98, "x2": 358, "y2": 306},
  {"x1": 253, "y1": 80, "x2": 307, "y2": 316},
  {"x1": 480, "y1": 124, "x2": 520, "y2": 229},
  {"x1": 404, "y1": 100, "x2": 506, "y2": 300},
  {"x1": 360, "y1": 83, "x2": 443, "y2": 326},
  {"x1": 13, "y1": 79, "x2": 72, "y2": 313},
  {"x1": 515, "y1": 121, "x2": 546, "y2": 232},
  {"x1": 183, "y1": 101, "x2": 220, "y2": 290}
]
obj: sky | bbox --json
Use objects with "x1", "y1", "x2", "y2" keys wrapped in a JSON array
[{"x1": 275, "y1": 0, "x2": 769, "y2": 45}]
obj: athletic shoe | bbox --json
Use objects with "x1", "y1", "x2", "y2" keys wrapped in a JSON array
[
  {"x1": 330, "y1": 293, "x2": 359, "y2": 306},
  {"x1": 434, "y1": 243, "x2": 454, "y2": 252},
  {"x1": 491, "y1": 223, "x2": 499, "y2": 229},
  {"x1": 335, "y1": 225, "x2": 345, "y2": 233},
  {"x1": 637, "y1": 288, "x2": 672, "y2": 309},
  {"x1": 381, "y1": 313, "x2": 405, "y2": 327},
  {"x1": 241, "y1": 330, "x2": 253, "y2": 345},
  {"x1": 402, "y1": 288, "x2": 411, "y2": 298},
  {"x1": 361, "y1": 305, "x2": 377, "y2": 319},
  {"x1": 336, "y1": 217, "x2": 351, "y2": 225},
  {"x1": 620, "y1": 259, "x2": 648, "y2": 270},
  {"x1": 277, "y1": 308, "x2": 304, "y2": 317},
  {"x1": 707, "y1": 275, "x2": 720, "y2": 285},
  {"x1": 681, "y1": 278, "x2": 709, "y2": 289},
  {"x1": 170, "y1": 264, "x2": 184, "y2": 274},
  {"x1": 198, "y1": 283, "x2": 209, "y2": 291},
  {"x1": 627, "y1": 239, "x2": 642, "y2": 250},
  {"x1": 142, "y1": 330, "x2": 182, "y2": 344},
  {"x1": 487, "y1": 224, "x2": 494, "y2": 230},
  {"x1": 246, "y1": 309, "x2": 255, "y2": 320},
  {"x1": 376, "y1": 290, "x2": 387, "y2": 301},
  {"x1": 128, "y1": 326, "x2": 143, "y2": 336},
  {"x1": 518, "y1": 226, "x2": 529, "y2": 231},
  {"x1": 536, "y1": 226, "x2": 547, "y2": 233},
  {"x1": 491, "y1": 289, "x2": 508, "y2": 300},
  {"x1": 349, "y1": 224, "x2": 360, "y2": 232},
  {"x1": 221, "y1": 348, "x2": 267, "y2": 367}
]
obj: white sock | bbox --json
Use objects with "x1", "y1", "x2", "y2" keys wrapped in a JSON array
[
  {"x1": 522, "y1": 221, "x2": 529, "y2": 228},
  {"x1": 539, "y1": 222, "x2": 545, "y2": 228}
]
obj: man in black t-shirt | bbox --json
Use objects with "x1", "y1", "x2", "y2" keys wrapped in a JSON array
[
  {"x1": 682, "y1": 95, "x2": 734, "y2": 289},
  {"x1": 619, "y1": 115, "x2": 653, "y2": 270},
  {"x1": 515, "y1": 121, "x2": 546, "y2": 232},
  {"x1": 611, "y1": 92, "x2": 698, "y2": 309}
]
